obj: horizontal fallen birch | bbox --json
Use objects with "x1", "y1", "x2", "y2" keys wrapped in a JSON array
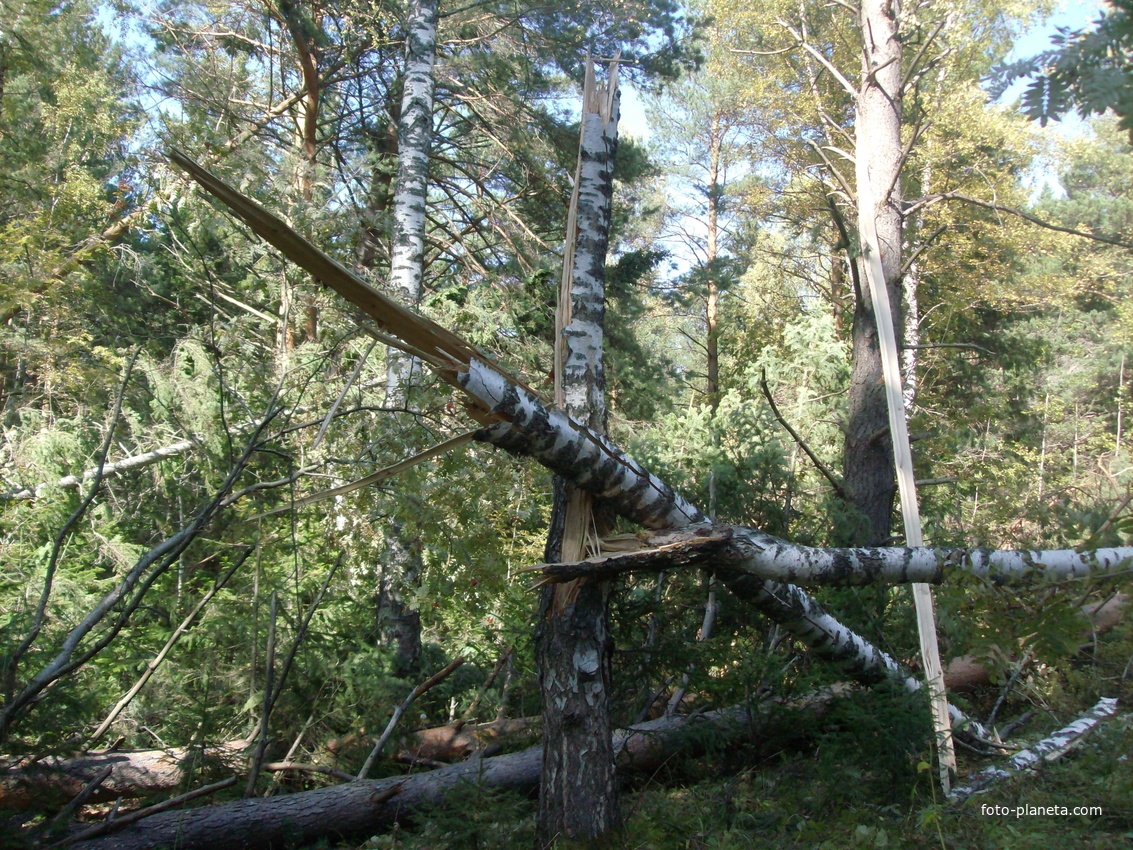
[{"x1": 528, "y1": 526, "x2": 1133, "y2": 588}]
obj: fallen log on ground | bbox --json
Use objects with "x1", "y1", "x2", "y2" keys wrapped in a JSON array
[
  {"x1": 943, "y1": 593, "x2": 1129, "y2": 693},
  {"x1": 0, "y1": 742, "x2": 246, "y2": 811},
  {"x1": 70, "y1": 695, "x2": 839, "y2": 850},
  {"x1": 4, "y1": 719, "x2": 539, "y2": 811},
  {"x1": 400, "y1": 717, "x2": 537, "y2": 763}
]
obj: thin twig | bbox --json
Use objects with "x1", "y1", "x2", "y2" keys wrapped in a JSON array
[
  {"x1": 457, "y1": 649, "x2": 510, "y2": 729},
  {"x1": 904, "y1": 192, "x2": 1133, "y2": 250},
  {"x1": 262, "y1": 761, "x2": 356, "y2": 782},
  {"x1": 44, "y1": 765, "x2": 114, "y2": 836},
  {"x1": 759, "y1": 370, "x2": 849, "y2": 500},
  {"x1": 987, "y1": 649, "x2": 1034, "y2": 732},
  {"x1": 357, "y1": 657, "x2": 466, "y2": 780},
  {"x1": 252, "y1": 431, "x2": 477, "y2": 518},
  {"x1": 313, "y1": 339, "x2": 377, "y2": 450}
]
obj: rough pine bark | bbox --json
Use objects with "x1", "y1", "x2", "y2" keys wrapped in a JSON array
[
  {"x1": 536, "y1": 62, "x2": 621, "y2": 845},
  {"x1": 842, "y1": 0, "x2": 904, "y2": 546}
]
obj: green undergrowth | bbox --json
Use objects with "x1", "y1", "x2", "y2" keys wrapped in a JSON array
[
  {"x1": 346, "y1": 617, "x2": 1133, "y2": 850},
  {"x1": 348, "y1": 712, "x2": 1132, "y2": 850}
]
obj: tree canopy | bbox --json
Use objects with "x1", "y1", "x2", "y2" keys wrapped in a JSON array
[{"x1": 1, "y1": 0, "x2": 1131, "y2": 846}]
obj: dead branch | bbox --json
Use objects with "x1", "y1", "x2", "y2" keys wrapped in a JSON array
[
  {"x1": 0, "y1": 399, "x2": 279, "y2": 743},
  {"x1": 759, "y1": 369, "x2": 848, "y2": 500},
  {"x1": 2, "y1": 439, "x2": 195, "y2": 501},
  {"x1": 357, "y1": 657, "x2": 466, "y2": 780},
  {"x1": 53, "y1": 776, "x2": 239, "y2": 847},
  {"x1": 3, "y1": 350, "x2": 141, "y2": 698},
  {"x1": 904, "y1": 192, "x2": 1133, "y2": 250},
  {"x1": 261, "y1": 762, "x2": 355, "y2": 782}
]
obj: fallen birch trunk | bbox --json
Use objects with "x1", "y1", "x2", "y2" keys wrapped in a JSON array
[
  {"x1": 2, "y1": 440, "x2": 196, "y2": 501},
  {"x1": 166, "y1": 151, "x2": 913, "y2": 706},
  {"x1": 71, "y1": 697, "x2": 836, "y2": 850},
  {"x1": 531, "y1": 526, "x2": 1133, "y2": 588},
  {"x1": 948, "y1": 697, "x2": 1120, "y2": 804},
  {"x1": 166, "y1": 153, "x2": 1123, "y2": 727}
]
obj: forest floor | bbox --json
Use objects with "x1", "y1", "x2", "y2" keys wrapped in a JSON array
[{"x1": 342, "y1": 619, "x2": 1133, "y2": 850}]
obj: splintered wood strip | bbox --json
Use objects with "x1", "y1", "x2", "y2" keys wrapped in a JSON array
[
  {"x1": 167, "y1": 150, "x2": 514, "y2": 394},
  {"x1": 526, "y1": 527, "x2": 733, "y2": 584},
  {"x1": 554, "y1": 57, "x2": 620, "y2": 573}
]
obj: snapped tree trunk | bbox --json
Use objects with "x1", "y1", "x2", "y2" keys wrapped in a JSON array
[
  {"x1": 536, "y1": 59, "x2": 621, "y2": 846},
  {"x1": 168, "y1": 151, "x2": 1126, "y2": 735}
]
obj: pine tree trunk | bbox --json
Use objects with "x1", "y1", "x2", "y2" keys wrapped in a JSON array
[
  {"x1": 536, "y1": 61, "x2": 621, "y2": 845},
  {"x1": 842, "y1": 0, "x2": 904, "y2": 546}
]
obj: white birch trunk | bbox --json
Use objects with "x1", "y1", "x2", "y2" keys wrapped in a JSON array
[
  {"x1": 375, "y1": 0, "x2": 439, "y2": 674},
  {"x1": 538, "y1": 61, "x2": 620, "y2": 843},
  {"x1": 948, "y1": 697, "x2": 1119, "y2": 803},
  {"x1": 534, "y1": 525, "x2": 1133, "y2": 588},
  {"x1": 385, "y1": 0, "x2": 438, "y2": 407}
]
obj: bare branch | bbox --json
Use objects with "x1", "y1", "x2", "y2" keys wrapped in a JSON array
[
  {"x1": 760, "y1": 369, "x2": 848, "y2": 500},
  {"x1": 357, "y1": 657, "x2": 466, "y2": 780},
  {"x1": 904, "y1": 192, "x2": 1133, "y2": 250}
]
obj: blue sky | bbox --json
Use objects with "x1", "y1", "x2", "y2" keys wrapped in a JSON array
[{"x1": 620, "y1": 0, "x2": 1110, "y2": 142}]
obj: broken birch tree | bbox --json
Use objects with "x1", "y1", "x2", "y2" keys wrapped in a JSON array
[
  {"x1": 536, "y1": 58, "x2": 621, "y2": 845},
  {"x1": 164, "y1": 150, "x2": 1131, "y2": 721}
]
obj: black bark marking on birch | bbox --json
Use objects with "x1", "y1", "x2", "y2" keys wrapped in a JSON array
[{"x1": 537, "y1": 62, "x2": 621, "y2": 844}]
